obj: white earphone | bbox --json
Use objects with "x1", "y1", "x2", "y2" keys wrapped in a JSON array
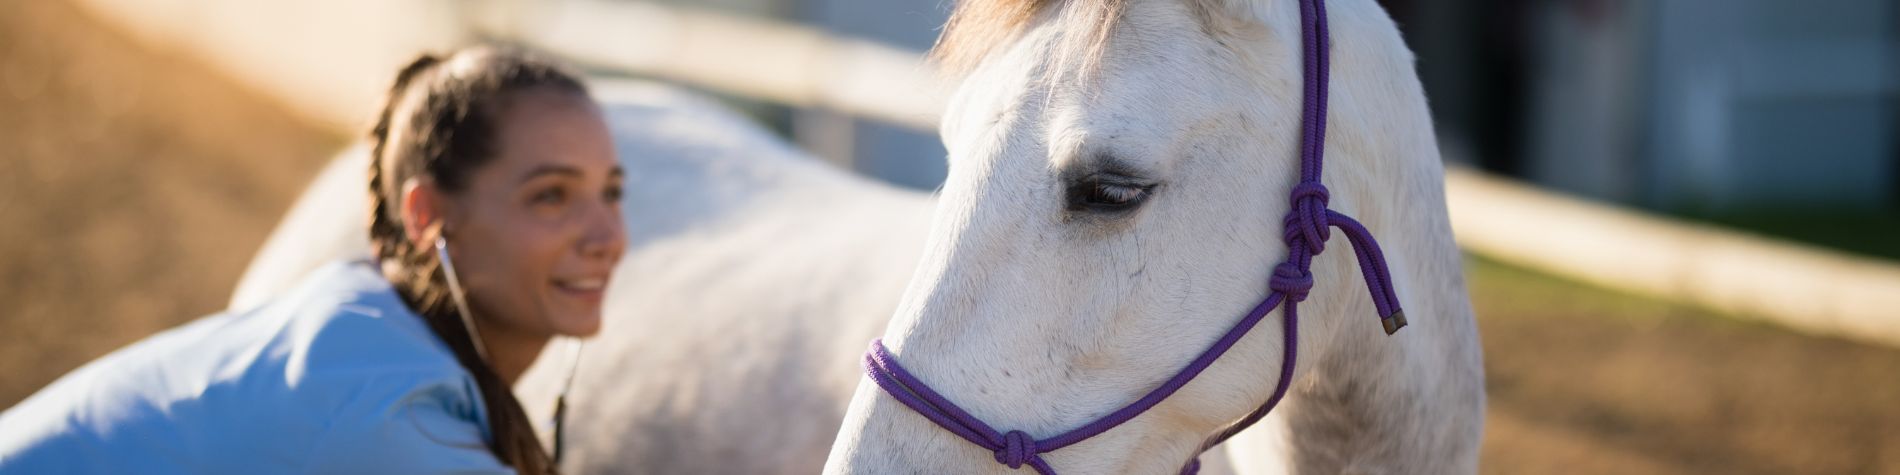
[
  {"x1": 434, "y1": 234, "x2": 586, "y2": 460},
  {"x1": 434, "y1": 236, "x2": 490, "y2": 360}
]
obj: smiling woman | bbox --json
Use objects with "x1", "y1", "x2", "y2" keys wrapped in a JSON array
[{"x1": 0, "y1": 47, "x2": 626, "y2": 475}]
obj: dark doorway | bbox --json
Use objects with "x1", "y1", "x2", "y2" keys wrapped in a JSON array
[{"x1": 1378, "y1": 0, "x2": 1534, "y2": 177}]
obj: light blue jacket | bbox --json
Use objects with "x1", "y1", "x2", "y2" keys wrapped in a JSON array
[{"x1": 0, "y1": 260, "x2": 515, "y2": 474}]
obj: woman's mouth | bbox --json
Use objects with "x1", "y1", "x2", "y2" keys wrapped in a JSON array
[{"x1": 552, "y1": 277, "x2": 607, "y2": 303}]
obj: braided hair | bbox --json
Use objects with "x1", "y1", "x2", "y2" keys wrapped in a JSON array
[{"x1": 364, "y1": 46, "x2": 589, "y2": 474}]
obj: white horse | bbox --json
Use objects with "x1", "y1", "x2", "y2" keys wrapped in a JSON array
[
  {"x1": 231, "y1": 80, "x2": 943, "y2": 474},
  {"x1": 823, "y1": 0, "x2": 1483, "y2": 473}
]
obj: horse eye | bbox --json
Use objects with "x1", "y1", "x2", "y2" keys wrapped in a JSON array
[{"x1": 1067, "y1": 178, "x2": 1154, "y2": 213}]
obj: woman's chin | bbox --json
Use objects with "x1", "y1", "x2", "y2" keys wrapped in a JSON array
[
  {"x1": 553, "y1": 316, "x2": 603, "y2": 338},
  {"x1": 544, "y1": 291, "x2": 606, "y2": 337}
]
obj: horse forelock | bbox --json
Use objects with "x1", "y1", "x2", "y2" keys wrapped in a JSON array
[{"x1": 944, "y1": 0, "x2": 1262, "y2": 78}]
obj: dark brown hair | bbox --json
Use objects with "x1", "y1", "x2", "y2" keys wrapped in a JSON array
[{"x1": 365, "y1": 46, "x2": 588, "y2": 474}]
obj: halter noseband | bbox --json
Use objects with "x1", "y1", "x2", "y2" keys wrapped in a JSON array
[{"x1": 863, "y1": 1, "x2": 1405, "y2": 472}]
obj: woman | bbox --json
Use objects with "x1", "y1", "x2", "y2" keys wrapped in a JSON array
[{"x1": 0, "y1": 47, "x2": 626, "y2": 474}]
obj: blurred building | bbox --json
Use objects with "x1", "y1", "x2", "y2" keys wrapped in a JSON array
[
  {"x1": 670, "y1": 0, "x2": 1900, "y2": 214},
  {"x1": 1389, "y1": 0, "x2": 1899, "y2": 212},
  {"x1": 791, "y1": 0, "x2": 950, "y2": 190},
  {"x1": 636, "y1": 0, "x2": 952, "y2": 191}
]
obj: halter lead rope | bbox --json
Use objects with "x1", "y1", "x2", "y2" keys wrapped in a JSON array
[{"x1": 863, "y1": 0, "x2": 1405, "y2": 472}]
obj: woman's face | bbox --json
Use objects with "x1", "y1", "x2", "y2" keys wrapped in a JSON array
[{"x1": 442, "y1": 89, "x2": 625, "y2": 339}]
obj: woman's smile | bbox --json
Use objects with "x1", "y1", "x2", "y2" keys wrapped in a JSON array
[{"x1": 551, "y1": 275, "x2": 608, "y2": 305}]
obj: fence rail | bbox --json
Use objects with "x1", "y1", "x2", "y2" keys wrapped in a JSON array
[{"x1": 74, "y1": 0, "x2": 1900, "y2": 347}]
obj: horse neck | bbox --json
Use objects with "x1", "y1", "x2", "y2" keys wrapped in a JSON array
[
  {"x1": 1260, "y1": 266, "x2": 1484, "y2": 473},
  {"x1": 1231, "y1": 226, "x2": 1479, "y2": 474}
]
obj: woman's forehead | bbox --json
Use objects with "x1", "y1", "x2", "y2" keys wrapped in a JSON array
[{"x1": 490, "y1": 93, "x2": 616, "y2": 173}]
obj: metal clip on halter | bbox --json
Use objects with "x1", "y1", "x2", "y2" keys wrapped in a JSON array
[{"x1": 1384, "y1": 310, "x2": 1407, "y2": 335}]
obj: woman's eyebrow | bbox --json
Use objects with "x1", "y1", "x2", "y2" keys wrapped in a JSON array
[{"x1": 517, "y1": 164, "x2": 582, "y2": 184}]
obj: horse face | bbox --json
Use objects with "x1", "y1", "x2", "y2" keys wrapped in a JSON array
[{"x1": 827, "y1": 0, "x2": 1327, "y2": 472}]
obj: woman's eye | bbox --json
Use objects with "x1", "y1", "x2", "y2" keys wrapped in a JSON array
[
  {"x1": 1067, "y1": 178, "x2": 1154, "y2": 213},
  {"x1": 603, "y1": 185, "x2": 624, "y2": 204},
  {"x1": 531, "y1": 187, "x2": 568, "y2": 205}
]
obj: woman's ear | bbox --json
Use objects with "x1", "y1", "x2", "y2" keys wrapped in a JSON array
[{"x1": 400, "y1": 177, "x2": 449, "y2": 245}]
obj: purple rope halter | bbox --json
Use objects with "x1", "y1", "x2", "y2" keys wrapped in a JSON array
[{"x1": 863, "y1": 0, "x2": 1405, "y2": 472}]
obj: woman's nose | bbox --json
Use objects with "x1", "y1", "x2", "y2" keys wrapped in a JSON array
[{"x1": 578, "y1": 201, "x2": 626, "y2": 261}]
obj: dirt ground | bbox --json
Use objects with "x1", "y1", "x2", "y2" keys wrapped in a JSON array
[
  {"x1": 1, "y1": 2, "x2": 1896, "y2": 473},
  {"x1": 0, "y1": 1, "x2": 341, "y2": 404},
  {"x1": 1471, "y1": 257, "x2": 1900, "y2": 475}
]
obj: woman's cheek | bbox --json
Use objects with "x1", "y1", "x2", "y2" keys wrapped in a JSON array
[{"x1": 516, "y1": 220, "x2": 570, "y2": 280}]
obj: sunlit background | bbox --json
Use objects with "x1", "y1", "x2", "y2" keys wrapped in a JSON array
[{"x1": 1, "y1": 0, "x2": 1895, "y2": 473}]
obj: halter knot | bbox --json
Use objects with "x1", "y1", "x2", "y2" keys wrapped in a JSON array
[
  {"x1": 995, "y1": 430, "x2": 1038, "y2": 469},
  {"x1": 1283, "y1": 183, "x2": 1331, "y2": 254},
  {"x1": 1269, "y1": 261, "x2": 1315, "y2": 302}
]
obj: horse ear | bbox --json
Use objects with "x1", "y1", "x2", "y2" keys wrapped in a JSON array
[{"x1": 398, "y1": 177, "x2": 448, "y2": 243}]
